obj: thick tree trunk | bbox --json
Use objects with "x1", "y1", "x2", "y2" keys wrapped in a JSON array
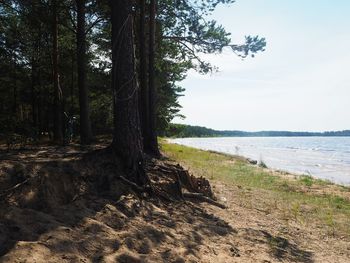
[
  {"x1": 52, "y1": 0, "x2": 63, "y2": 142},
  {"x1": 147, "y1": 0, "x2": 160, "y2": 157},
  {"x1": 76, "y1": 0, "x2": 93, "y2": 145},
  {"x1": 139, "y1": 0, "x2": 150, "y2": 151},
  {"x1": 110, "y1": 0, "x2": 145, "y2": 183}
]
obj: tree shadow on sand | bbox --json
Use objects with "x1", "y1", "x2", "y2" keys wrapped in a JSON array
[
  {"x1": 0, "y1": 146, "x2": 238, "y2": 262},
  {"x1": 242, "y1": 228, "x2": 314, "y2": 263}
]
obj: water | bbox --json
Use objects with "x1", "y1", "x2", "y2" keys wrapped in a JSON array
[{"x1": 170, "y1": 137, "x2": 350, "y2": 185}]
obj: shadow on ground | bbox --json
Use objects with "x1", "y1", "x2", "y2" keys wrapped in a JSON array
[
  {"x1": 0, "y1": 145, "x2": 314, "y2": 262},
  {"x1": 242, "y1": 228, "x2": 314, "y2": 263}
]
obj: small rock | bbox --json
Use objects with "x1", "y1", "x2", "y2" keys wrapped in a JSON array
[
  {"x1": 247, "y1": 158, "x2": 258, "y2": 165},
  {"x1": 220, "y1": 197, "x2": 227, "y2": 202}
]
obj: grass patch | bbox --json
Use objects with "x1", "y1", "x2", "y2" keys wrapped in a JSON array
[
  {"x1": 299, "y1": 175, "x2": 314, "y2": 187},
  {"x1": 161, "y1": 140, "x2": 350, "y2": 237}
]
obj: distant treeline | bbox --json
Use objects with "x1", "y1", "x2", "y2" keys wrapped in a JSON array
[{"x1": 163, "y1": 124, "x2": 350, "y2": 138}]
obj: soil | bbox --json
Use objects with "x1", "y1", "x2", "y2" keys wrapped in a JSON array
[{"x1": 0, "y1": 143, "x2": 349, "y2": 263}]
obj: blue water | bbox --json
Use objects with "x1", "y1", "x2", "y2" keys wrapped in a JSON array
[{"x1": 170, "y1": 137, "x2": 350, "y2": 185}]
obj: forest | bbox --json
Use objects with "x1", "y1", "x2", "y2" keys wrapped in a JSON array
[
  {"x1": 0, "y1": 0, "x2": 265, "y2": 146},
  {"x1": 0, "y1": 0, "x2": 266, "y2": 181}
]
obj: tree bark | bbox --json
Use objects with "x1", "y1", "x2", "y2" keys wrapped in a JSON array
[
  {"x1": 31, "y1": 56, "x2": 38, "y2": 128},
  {"x1": 70, "y1": 48, "x2": 75, "y2": 114},
  {"x1": 76, "y1": 0, "x2": 93, "y2": 145},
  {"x1": 13, "y1": 81, "x2": 17, "y2": 114},
  {"x1": 31, "y1": 1, "x2": 38, "y2": 129},
  {"x1": 147, "y1": 0, "x2": 160, "y2": 157},
  {"x1": 110, "y1": 0, "x2": 145, "y2": 184},
  {"x1": 52, "y1": 0, "x2": 63, "y2": 142},
  {"x1": 12, "y1": 51, "x2": 17, "y2": 115},
  {"x1": 138, "y1": 0, "x2": 150, "y2": 151}
]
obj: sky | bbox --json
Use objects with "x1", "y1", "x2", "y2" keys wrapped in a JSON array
[{"x1": 173, "y1": 0, "x2": 350, "y2": 132}]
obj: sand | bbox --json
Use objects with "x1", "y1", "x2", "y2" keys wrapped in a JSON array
[{"x1": 0, "y1": 144, "x2": 349, "y2": 262}]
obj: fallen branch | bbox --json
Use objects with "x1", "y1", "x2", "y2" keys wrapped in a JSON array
[
  {"x1": 183, "y1": 192, "x2": 227, "y2": 209},
  {"x1": 0, "y1": 178, "x2": 31, "y2": 197}
]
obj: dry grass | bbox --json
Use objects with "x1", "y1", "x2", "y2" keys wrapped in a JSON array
[{"x1": 161, "y1": 140, "x2": 350, "y2": 238}]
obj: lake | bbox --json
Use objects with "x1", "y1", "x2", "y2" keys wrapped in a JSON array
[{"x1": 170, "y1": 137, "x2": 350, "y2": 185}]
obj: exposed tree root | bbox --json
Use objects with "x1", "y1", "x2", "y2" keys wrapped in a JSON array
[
  {"x1": 0, "y1": 178, "x2": 31, "y2": 198},
  {"x1": 146, "y1": 159, "x2": 226, "y2": 209},
  {"x1": 183, "y1": 193, "x2": 227, "y2": 209},
  {"x1": 0, "y1": 144, "x2": 226, "y2": 212},
  {"x1": 117, "y1": 175, "x2": 147, "y2": 193}
]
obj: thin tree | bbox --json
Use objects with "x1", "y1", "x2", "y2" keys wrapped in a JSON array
[
  {"x1": 52, "y1": 0, "x2": 63, "y2": 142},
  {"x1": 138, "y1": 0, "x2": 150, "y2": 152},
  {"x1": 110, "y1": 0, "x2": 145, "y2": 184},
  {"x1": 147, "y1": 0, "x2": 160, "y2": 157},
  {"x1": 76, "y1": 0, "x2": 93, "y2": 144}
]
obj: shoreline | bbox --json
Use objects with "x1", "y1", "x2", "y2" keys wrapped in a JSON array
[
  {"x1": 167, "y1": 137, "x2": 350, "y2": 186},
  {"x1": 164, "y1": 141, "x2": 350, "y2": 189},
  {"x1": 163, "y1": 139, "x2": 350, "y2": 188},
  {"x1": 185, "y1": 146, "x2": 341, "y2": 187},
  {"x1": 161, "y1": 140, "x2": 350, "y2": 261}
]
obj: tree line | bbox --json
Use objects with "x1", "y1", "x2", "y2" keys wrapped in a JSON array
[
  {"x1": 163, "y1": 124, "x2": 350, "y2": 138},
  {"x1": 0, "y1": 0, "x2": 265, "y2": 182}
]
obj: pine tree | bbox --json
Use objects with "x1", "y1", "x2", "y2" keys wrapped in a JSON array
[
  {"x1": 110, "y1": 0, "x2": 145, "y2": 183},
  {"x1": 76, "y1": 0, "x2": 93, "y2": 144}
]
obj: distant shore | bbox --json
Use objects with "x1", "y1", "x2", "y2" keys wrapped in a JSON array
[{"x1": 163, "y1": 123, "x2": 350, "y2": 138}]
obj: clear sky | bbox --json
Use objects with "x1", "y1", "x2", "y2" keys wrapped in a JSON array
[{"x1": 173, "y1": 0, "x2": 350, "y2": 132}]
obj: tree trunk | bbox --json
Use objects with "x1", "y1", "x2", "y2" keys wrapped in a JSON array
[
  {"x1": 138, "y1": 0, "x2": 150, "y2": 151},
  {"x1": 13, "y1": 81, "x2": 17, "y2": 114},
  {"x1": 147, "y1": 0, "x2": 160, "y2": 157},
  {"x1": 12, "y1": 54, "x2": 17, "y2": 116},
  {"x1": 110, "y1": 0, "x2": 145, "y2": 184},
  {"x1": 52, "y1": 0, "x2": 63, "y2": 142},
  {"x1": 36, "y1": 24, "x2": 43, "y2": 135},
  {"x1": 31, "y1": 55, "x2": 38, "y2": 128},
  {"x1": 70, "y1": 48, "x2": 75, "y2": 114},
  {"x1": 76, "y1": 0, "x2": 93, "y2": 145},
  {"x1": 31, "y1": 1, "x2": 38, "y2": 129}
]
